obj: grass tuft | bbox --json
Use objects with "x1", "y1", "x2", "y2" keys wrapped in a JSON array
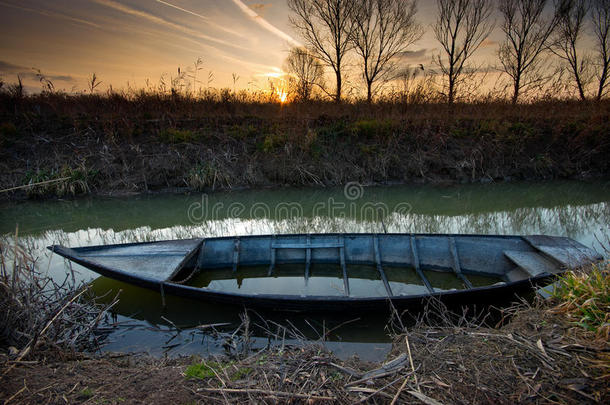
[
  {"x1": 551, "y1": 262, "x2": 610, "y2": 338},
  {"x1": 22, "y1": 165, "x2": 98, "y2": 198},
  {"x1": 184, "y1": 361, "x2": 223, "y2": 380},
  {"x1": 184, "y1": 360, "x2": 252, "y2": 381},
  {"x1": 231, "y1": 366, "x2": 253, "y2": 380},
  {"x1": 77, "y1": 388, "x2": 94, "y2": 399}
]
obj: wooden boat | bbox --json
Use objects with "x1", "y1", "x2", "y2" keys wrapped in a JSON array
[{"x1": 49, "y1": 233, "x2": 602, "y2": 312}]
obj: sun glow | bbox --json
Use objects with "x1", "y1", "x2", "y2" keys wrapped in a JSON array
[{"x1": 275, "y1": 88, "x2": 288, "y2": 103}]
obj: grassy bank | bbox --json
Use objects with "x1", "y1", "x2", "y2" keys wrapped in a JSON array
[
  {"x1": 0, "y1": 236, "x2": 608, "y2": 404},
  {"x1": 1, "y1": 92, "x2": 609, "y2": 199}
]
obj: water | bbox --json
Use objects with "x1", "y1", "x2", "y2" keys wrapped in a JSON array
[
  {"x1": 1, "y1": 180, "x2": 609, "y2": 361},
  {"x1": 183, "y1": 264, "x2": 503, "y2": 296}
]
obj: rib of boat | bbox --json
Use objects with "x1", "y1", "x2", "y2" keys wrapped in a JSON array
[{"x1": 48, "y1": 233, "x2": 603, "y2": 312}]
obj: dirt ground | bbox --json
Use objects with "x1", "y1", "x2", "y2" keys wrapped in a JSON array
[{"x1": 1, "y1": 305, "x2": 608, "y2": 404}]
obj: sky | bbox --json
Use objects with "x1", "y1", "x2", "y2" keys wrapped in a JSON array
[{"x1": 0, "y1": 0, "x2": 545, "y2": 94}]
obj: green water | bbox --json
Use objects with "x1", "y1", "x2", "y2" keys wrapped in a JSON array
[
  {"x1": 184, "y1": 264, "x2": 503, "y2": 297},
  {"x1": 1, "y1": 180, "x2": 609, "y2": 360}
]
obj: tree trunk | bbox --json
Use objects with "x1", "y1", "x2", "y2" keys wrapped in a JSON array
[
  {"x1": 335, "y1": 70, "x2": 342, "y2": 103},
  {"x1": 597, "y1": 62, "x2": 608, "y2": 101},
  {"x1": 577, "y1": 81, "x2": 587, "y2": 101},
  {"x1": 367, "y1": 81, "x2": 373, "y2": 103},
  {"x1": 448, "y1": 75, "x2": 455, "y2": 104},
  {"x1": 512, "y1": 75, "x2": 520, "y2": 104},
  {"x1": 574, "y1": 70, "x2": 587, "y2": 101}
]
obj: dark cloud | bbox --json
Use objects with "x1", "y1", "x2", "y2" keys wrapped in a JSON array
[
  {"x1": 46, "y1": 74, "x2": 77, "y2": 82},
  {"x1": 0, "y1": 60, "x2": 28, "y2": 73},
  {"x1": 481, "y1": 39, "x2": 498, "y2": 48},
  {"x1": 248, "y1": 2, "x2": 272, "y2": 13},
  {"x1": 398, "y1": 49, "x2": 429, "y2": 61},
  {"x1": 0, "y1": 61, "x2": 77, "y2": 83}
]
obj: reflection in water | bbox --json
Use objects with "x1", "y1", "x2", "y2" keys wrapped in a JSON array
[
  {"x1": 1, "y1": 180, "x2": 609, "y2": 360},
  {"x1": 88, "y1": 277, "x2": 395, "y2": 360},
  {"x1": 184, "y1": 264, "x2": 503, "y2": 297}
]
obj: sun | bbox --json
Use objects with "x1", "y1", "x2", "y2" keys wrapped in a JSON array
[{"x1": 275, "y1": 88, "x2": 288, "y2": 104}]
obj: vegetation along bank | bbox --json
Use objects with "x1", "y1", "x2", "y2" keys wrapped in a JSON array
[{"x1": 1, "y1": 93, "x2": 609, "y2": 200}]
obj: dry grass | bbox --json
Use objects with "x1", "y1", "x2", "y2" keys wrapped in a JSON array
[
  {"x1": 386, "y1": 301, "x2": 609, "y2": 404},
  {"x1": 1, "y1": 298, "x2": 608, "y2": 404},
  {"x1": 1, "y1": 90, "x2": 609, "y2": 199},
  {"x1": 0, "y1": 233, "x2": 118, "y2": 363},
  {"x1": 0, "y1": 265, "x2": 607, "y2": 405}
]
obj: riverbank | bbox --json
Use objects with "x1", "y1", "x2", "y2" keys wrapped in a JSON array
[
  {"x1": 1, "y1": 300, "x2": 608, "y2": 404},
  {"x1": 1, "y1": 94, "x2": 609, "y2": 200}
]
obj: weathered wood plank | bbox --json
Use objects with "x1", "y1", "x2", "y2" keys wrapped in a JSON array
[
  {"x1": 232, "y1": 237, "x2": 240, "y2": 273},
  {"x1": 305, "y1": 234, "x2": 311, "y2": 285},
  {"x1": 411, "y1": 235, "x2": 434, "y2": 294},
  {"x1": 166, "y1": 239, "x2": 204, "y2": 282},
  {"x1": 374, "y1": 234, "x2": 393, "y2": 297},
  {"x1": 449, "y1": 237, "x2": 473, "y2": 289},
  {"x1": 272, "y1": 242, "x2": 344, "y2": 249},
  {"x1": 268, "y1": 236, "x2": 276, "y2": 276},
  {"x1": 340, "y1": 236, "x2": 349, "y2": 296},
  {"x1": 524, "y1": 235, "x2": 603, "y2": 268},
  {"x1": 504, "y1": 250, "x2": 556, "y2": 277}
]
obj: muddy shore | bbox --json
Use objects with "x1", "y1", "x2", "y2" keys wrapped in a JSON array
[{"x1": 1, "y1": 304, "x2": 608, "y2": 404}]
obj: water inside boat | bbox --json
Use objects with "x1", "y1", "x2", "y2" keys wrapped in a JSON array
[{"x1": 179, "y1": 264, "x2": 504, "y2": 297}]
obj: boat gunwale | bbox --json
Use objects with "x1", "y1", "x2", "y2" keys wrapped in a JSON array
[{"x1": 63, "y1": 232, "x2": 530, "y2": 252}]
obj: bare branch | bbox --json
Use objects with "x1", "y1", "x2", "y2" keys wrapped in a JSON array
[
  {"x1": 288, "y1": 0, "x2": 357, "y2": 102},
  {"x1": 433, "y1": 0, "x2": 495, "y2": 103},
  {"x1": 551, "y1": 0, "x2": 592, "y2": 100},
  {"x1": 350, "y1": 0, "x2": 423, "y2": 102},
  {"x1": 592, "y1": 0, "x2": 610, "y2": 99},
  {"x1": 284, "y1": 47, "x2": 326, "y2": 101},
  {"x1": 498, "y1": 0, "x2": 557, "y2": 103}
]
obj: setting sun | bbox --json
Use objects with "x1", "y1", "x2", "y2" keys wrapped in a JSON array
[{"x1": 275, "y1": 87, "x2": 288, "y2": 103}]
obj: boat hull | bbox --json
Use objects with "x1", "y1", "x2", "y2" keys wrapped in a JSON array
[{"x1": 49, "y1": 233, "x2": 602, "y2": 312}]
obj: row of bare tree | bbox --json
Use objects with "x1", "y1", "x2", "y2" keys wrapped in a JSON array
[{"x1": 285, "y1": 0, "x2": 610, "y2": 103}]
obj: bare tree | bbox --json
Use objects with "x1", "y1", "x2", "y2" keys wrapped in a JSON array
[
  {"x1": 350, "y1": 0, "x2": 423, "y2": 103},
  {"x1": 284, "y1": 47, "x2": 325, "y2": 101},
  {"x1": 434, "y1": 0, "x2": 495, "y2": 104},
  {"x1": 288, "y1": 0, "x2": 357, "y2": 102},
  {"x1": 592, "y1": 0, "x2": 610, "y2": 99},
  {"x1": 552, "y1": 0, "x2": 591, "y2": 100},
  {"x1": 498, "y1": 0, "x2": 557, "y2": 103}
]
